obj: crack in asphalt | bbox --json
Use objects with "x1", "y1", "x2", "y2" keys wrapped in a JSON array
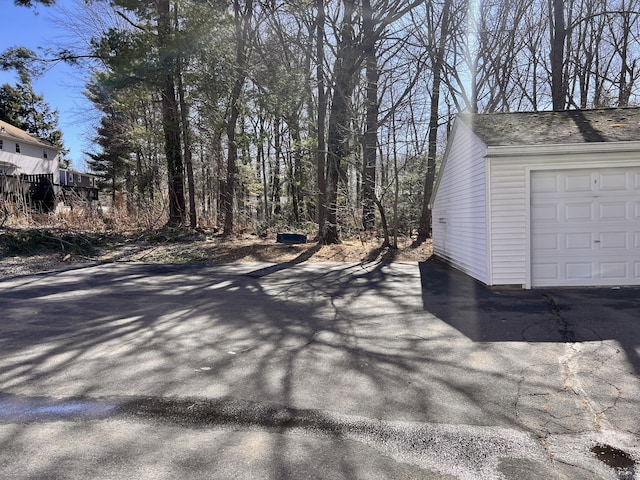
[
  {"x1": 514, "y1": 293, "x2": 639, "y2": 480},
  {"x1": 543, "y1": 294, "x2": 575, "y2": 343},
  {"x1": 542, "y1": 294, "x2": 619, "y2": 434},
  {"x1": 558, "y1": 343, "x2": 611, "y2": 431},
  {"x1": 540, "y1": 294, "x2": 612, "y2": 429}
]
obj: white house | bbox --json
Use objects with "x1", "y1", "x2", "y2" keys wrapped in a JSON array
[
  {"x1": 430, "y1": 108, "x2": 640, "y2": 288},
  {"x1": 0, "y1": 119, "x2": 60, "y2": 183}
]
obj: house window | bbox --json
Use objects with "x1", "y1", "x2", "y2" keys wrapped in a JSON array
[
  {"x1": 15, "y1": 143, "x2": 20, "y2": 153},
  {"x1": 0, "y1": 139, "x2": 3, "y2": 149},
  {"x1": 43, "y1": 150, "x2": 48, "y2": 159}
]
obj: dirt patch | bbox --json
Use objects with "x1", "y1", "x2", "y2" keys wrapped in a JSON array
[{"x1": 0, "y1": 229, "x2": 432, "y2": 277}]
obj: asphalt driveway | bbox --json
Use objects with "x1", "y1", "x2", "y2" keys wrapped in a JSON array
[{"x1": 0, "y1": 258, "x2": 638, "y2": 479}]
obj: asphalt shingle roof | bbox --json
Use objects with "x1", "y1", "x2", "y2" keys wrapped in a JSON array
[
  {"x1": 458, "y1": 108, "x2": 640, "y2": 146},
  {"x1": 0, "y1": 119, "x2": 58, "y2": 149}
]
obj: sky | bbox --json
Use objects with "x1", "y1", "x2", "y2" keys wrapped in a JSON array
[{"x1": 1, "y1": 0, "x2": 94, "y2": 170}]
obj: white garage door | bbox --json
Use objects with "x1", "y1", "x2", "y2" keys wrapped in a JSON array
[{"x1": 531, "y1": 167, "x2": 640, "y2": 287}]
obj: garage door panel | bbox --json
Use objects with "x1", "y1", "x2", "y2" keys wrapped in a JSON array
[
  {"x1": 599, "y1": 231, "x2": 628, "y2": 249},
  {"x1": 532, "y1": 233, "x2": 560, "y2": 251},
  {"x1": 531, "y1": 167, "x2": 640, "y2": 287},
  {"x1": 532, "y1": 173, "x2": 560, "y2": 192},
  {"x1": 599, "y1": 171, "x2": 628, "y2": 190},
  {"x1": 565, "y1": 232, "x2": 593, "y2": 250},
  {"x1": 532, "y1": 263, "x2": 559, "y2": 281},
  {"x1": 599, "y1": 201, "x2": 628, "y2": 220},
  {"x1": 565, "y1": 262, "x2": 593, "y2": 280},
  {"x1": 600, "y1": 262, "x2": 628, "y2": 279},
  {"x1": 532, "y1": 203, "x2": 559, "y2": 222},
  {"x1": 565, "y1": 173, "x2": 593, "y2": 191},
  {"x1": 565, "y1": 202, "x2": 593, "y2": 221}
]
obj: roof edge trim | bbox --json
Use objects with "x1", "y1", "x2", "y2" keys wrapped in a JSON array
[{"x1": 487, "y1": 140, "x2": 640, "y2": 157}]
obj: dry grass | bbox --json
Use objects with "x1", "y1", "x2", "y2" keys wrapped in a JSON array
[
  {"x1": 0, "y1": 227, "x2": 432, "y2": 277},
  {"x1": 133, "y1": 234, "x2": 432, "y2": 264}
]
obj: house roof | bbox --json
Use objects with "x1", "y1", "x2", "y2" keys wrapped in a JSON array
[
  {"x1": 60, "y1": 168, "x2": 96, "y2": 177},
  {"x1": 0, "y1": 119, "x2": 59, "y2": 150},
  {"x1": 458, "y1": 107, "x2": 640, "y2": 146}
]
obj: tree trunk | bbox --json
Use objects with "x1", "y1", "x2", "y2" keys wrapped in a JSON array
[
  {"x1": 391, "y1": 108, "x2": 399, "y2": 249},
  {"x1": 322, "y1": 0, "x2": 359, "y2": 244},
  {"x1": 272, "y1": 117, "x2": 282, "y2": 215},
  {"x1": 259, "y1": 117, "x2": 269, "y2": 221},
  {"x1": 361, "y1": 0, "x2": 377, "y2": 232},
  {"x1": 289, "y1": 116, "x2": 302, "y2": 224},
  {"x1": 157, "y1": 0, "x2": 185, "y2": 227},
  {"x1": 135, "y1": 149, "x2": 143, "y2": 212},
  {"x1": 223, "y1": 86, "x2": 240, "y2": 234},
  {"x1": 550, "y1": 0, "x2": 566, "y2": 110},
  {"x1": 618, "y1": 7, "x2": 632, "y2": 106},
  {"x1": 176, "y1": 43, "x2": 197, "y2": 229},
  {"x1": 222, "y1": 0, "x2": 253, "y2": 235},
  {"x1": 316, "y1": 0, "x2": 327, "y2": 238},
  {"x1": 417, "y1": 0, "x2": 451, "y2": 242}
]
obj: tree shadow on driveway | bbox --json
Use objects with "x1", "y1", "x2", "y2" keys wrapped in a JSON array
[
  {"x1": 1, "y1": 259, "x2": 640, "y2": 478},
  {"x1": 419, "y1": 257, "x2": 640, "y2": 373},
  {"x1": 0, "y1": 259, "x2": 517, "y2": 478}
]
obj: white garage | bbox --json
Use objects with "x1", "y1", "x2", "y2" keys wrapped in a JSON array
[{"x1": 430, "y1": 108, "x2": 640, "y2": 288}]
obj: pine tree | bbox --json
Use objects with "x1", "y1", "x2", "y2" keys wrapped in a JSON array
[
  {"x1": 0, "y1": 80, "x2": 67, "y2": 161},
  {"x1": 84, "y1": 81, "x2": 133, "y2": 203},
  {"x1": 96, "y1": 0, "x2": 185, "y2": 226},
  {"x1": 13, "y1": 0, "x2": 56, "y2": 6}
]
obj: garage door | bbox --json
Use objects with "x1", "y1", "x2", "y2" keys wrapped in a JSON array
[{"x1": 531, "y1": 167, "x2": 640, "y2": 287}]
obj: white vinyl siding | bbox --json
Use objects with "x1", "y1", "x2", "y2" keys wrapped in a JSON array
[
  {"x1": 488, "y1": 161, "x2": 528, "y2": 285},
  {"x1": 487, "y1": 144, "x2": 640, "y2": 287},
  {"x1": 432, "y1": 120, "x2": 489, "y2": 283},
  {"x1": 0, "y1": 141, "x2": 60, "y2": 183}
]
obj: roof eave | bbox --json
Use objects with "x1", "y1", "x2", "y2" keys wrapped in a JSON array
[
  {"x1": 0, "y1": 125, "x2": 60, "y2": 151},
  {"x1": 486, "y1": 140, "x2": 640, "y2": 157}
]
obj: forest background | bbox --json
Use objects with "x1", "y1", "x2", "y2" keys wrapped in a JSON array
[{"x1": 2, "y1": 0, "x2": 640, "y2": 248}]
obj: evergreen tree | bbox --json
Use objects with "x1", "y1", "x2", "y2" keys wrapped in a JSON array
[
  {"x1": 84, "y1": 80, "x2": 133, "y2": 203},
  {"x1": 0, "y1": 79, "x2": 67, "y2": 162},
  {"x1": 91, "y1": 1, "x2": 186, "y2": 226},
  {"x1": 14, "y1": 0, "x2": 55, "y2": 5}
]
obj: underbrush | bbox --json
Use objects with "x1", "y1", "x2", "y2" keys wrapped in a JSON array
[
  {"x1": 0, "y1": 227, "x2": 109, "y2": 258},
  {"x1": 0, "y1": 201, "x2": 424, "y2": 262},
  {"x1": 2, "y1": 205, "x2": 120, "y2": 258}
]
